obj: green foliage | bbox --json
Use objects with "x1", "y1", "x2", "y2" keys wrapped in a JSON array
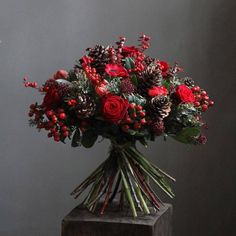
[
  {"x1": 71, "y1": 128, "x2": 81, "y2": 147},
  {"x1": 130, "y1": 74, "x2": 138, "y2": 87},
  {"x1": 68, "y1": 70, "x2": 79, "y2": 82},
  {"x1": 81, "y1": 129, "x2": 98, "y2": 148},
  {"x1": 124, "y1": 93, "x2": 146, "y2": 106},
  {"x1": 166, "y1": 103, "x2": 200, "y2": 134},
  {"x1": 106, "y1": 77, "x2": 121, "y2": 94},
  {"x1": 123, "y1": 57, "x2": 135, "y2": 70},
  {"x1": 174, "y1": 127, "x2": 200, "y2": 144},
  {"x1": 70, "y1": 72, "x2": 93, "y2": 94},
  {"x1": 162, "y1": 79, "x2": 170, "y2": 90}
]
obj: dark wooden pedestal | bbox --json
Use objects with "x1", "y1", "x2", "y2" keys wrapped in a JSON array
[{"x1": 61, "y1": 203, "x2": 172, "y2": 236}]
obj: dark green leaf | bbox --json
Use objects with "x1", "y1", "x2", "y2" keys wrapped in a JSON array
[
  {"x1": 131, "y1": 74, "x2": 138, "y2": 86},
  {"x1": 174, "y1": 127, "x2": 200, "y2": 144},
  {"x1": 71, "y1": 129, "x2": 81, "y2": 147},
  {"x1": 162, "y1": 80, "x2": 170, "y2": 90},
  {"x1": 123, "y1": 57, "x2": 135, "y2": 70},
  {"x1": 81, "y1": 129, "x2": 98, "y2": 148}
]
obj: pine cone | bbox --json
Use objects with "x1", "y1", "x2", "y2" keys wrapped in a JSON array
[
  {"x1": 87, "y1": 45, "x2": 111, "y2": 74},
  {"x1": 75, "y1": 95, "x2": 96, "y2": 118},
  {"x1": 184, "y1": 77, "x2": 195, "y2": 88},
  {"x1": 149, "y1": 96, "x2": 171, "y2": 120},
  {"x1": 151, "y1": 119, "x2": 165, "y2": 136},
  {"x1": 144, "y1": 56, "x2": 155, "y2": 66},
  {"x1": 138, "y1": 61, "x2": 162, "y2": 95}
]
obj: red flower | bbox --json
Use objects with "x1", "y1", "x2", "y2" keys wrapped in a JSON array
[
  {"x1": 53, "y1": 70, "x2": 68, "y2": 80},
  {"x1": 102, "y1": 95, "x2": 129, "y2": 124},
  {"x1": 122, "y1": 46, "x2": 140, "y2": 56},
  {"x1": 105, "y1": 64, "x2": 128, "y2": 77},
  {"x1": 175, "y1": 84, "x2": 195, "y2": 103},
  {"x1": 42, "y1": 88, "x2": 61, "y2": 109},
  {"x1": 148, "y1": 86, "x2": 168, "y2": 97},
  {"x1": 159, "y1": 61, "x2": 169, "y2": 76}
]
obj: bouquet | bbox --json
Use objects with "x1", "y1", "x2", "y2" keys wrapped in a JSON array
[{"x1": 24, "y1": 34, "x2": 213, "y2": 217}]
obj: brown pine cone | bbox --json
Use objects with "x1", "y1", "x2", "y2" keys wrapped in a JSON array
[
  {"x1": 138, "y1": 61, "x2": 162, "y2": 95},
  {"x1": 184, "y1": 77, "x2": 195, "y2": 88},
  {"x1": 87, "y1": 45, "x2": 111, "y2": 74},
  {"x1": 75, "y1": 95, "x2": 96, "y2": 118},
  {"x1": 149, "y1": 96, "x2": 171, "y2": 120}
]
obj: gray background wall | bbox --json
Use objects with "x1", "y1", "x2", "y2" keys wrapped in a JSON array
[{"x1": 0, "y1": 0, "x2": 235, "y2": 235}]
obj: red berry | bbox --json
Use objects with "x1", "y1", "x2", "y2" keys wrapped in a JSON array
[
  {"x1": 201, "y1": 104, "x2": 208, "y2": 112},
  {"x1": 54, "y1": 136, "x2": 60, "y2": 142},
  {"x1": 129, "y1": 103, "x2": 136, "y2": 109},
  {"x1": 192, "y1": 86, "x2": 200, "y2": 93},
  {"x1": 194, "y1": 101, "x2": 200, "y2": 107},
  {"x1": 51, "y1": 115, "x2": 57, "y2": 123},
  {"x1": 30, "y1": 104, "x2": 36, "y2": 110},
  {"x1": 122, "y1": 125, "x2": 129, "y2": 132},
  {"x1": 63, "y1": 131, "x2": 69, "y2": 137},
  {"x1": 133, "y1": 122, "x2": 141, "y2": 130},
  {"x1": 140, "y1": 118, "x2": 146, "y2": 125},
  {"x1": 50, "y1": 127, "x2": 57, "y2": 134},
  {"x1": 136, "y1": 105, "x2": 143, "y2": 111},
  {"x1": 61, "y1": 126, "x2": 68, "y2": 132},
  {"x1": 139, "y1": 111, "x2": 146, "y2": 117},
  {"x1": 201, "y1": 90, "x2": 207, "y2": 96},
  {"x1": 195, "y1": 94, "x2": 201, "y2": 100},
  {"x1": 46, "y1": 110, "x2": 54, "y2": 117},
  {"x1": 202, "y1": 95, "x2": 209, "y2": 101},
  {"x1": 125, "y1": 117, "x2": 133, "y2": 124},
  {"x1": 59, "y1": 113, "x2": 66, "y2": 120},
  {"x1": 208, "y1": 100, "x2": 214, "y2": 106},
  {"x1": 131, "y1": 112, "x2": 137, "y2": 118}
]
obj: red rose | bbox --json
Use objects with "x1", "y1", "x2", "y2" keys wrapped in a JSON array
[
  {"x1": 148, "y1": 86, "x2": 168, "y2": 97},
  {"x1": 105, "y1": 64, "x2": 128, "y2": 77},
  {"x1": 102, "y1": 95, "x2": 129, "y2": 124},
  {"x1": 175, "y1": 84, "x2": 195, "y2": 103},
  {"x1": 42, "y1": 88, "x2": 61, "y2": 109}
]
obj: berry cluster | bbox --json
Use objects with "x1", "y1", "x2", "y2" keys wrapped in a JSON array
[
  {"x1": 122, "y1": 103, "x2": 146, "y2": 132},
  {"x1": 192, "y1": 86, "x2": 214, "y2": 112},
  {"x1": 29, "y1": 104, "x2": 71, "y2": 142},
  {"x1": 23, "y1": 77, "x2": 37, "y2": 88},
  {"x1": 81, "y1": 56, "x2": 101, "y2": 85}
]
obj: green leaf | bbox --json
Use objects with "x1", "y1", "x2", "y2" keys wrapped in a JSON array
[
  {"x1": 174, "y1": 127, "x2": 200, "y2": 144},
  {"x1": 81, "y1": 129, "x2": 98, "y2": 148},
  {"x1": 125, "y1": 94, "x2": 146, "y2": 106},
  {"x1": 131, "y1": 74, "x2": 138, "y2": 86},
  {"x1": 162, "y1": 79, "x2": 170, "y2": 90},
  {"x1": 71, "y1": 129, "x2": 81, "y2": 147},
  {"x1": 123, "y1": 57, "x2": 135, "y2": 70}
]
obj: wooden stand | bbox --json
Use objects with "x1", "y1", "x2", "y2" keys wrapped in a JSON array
[{"x1": 62, "y1": 202, "x2": 172, "y2": 236}]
